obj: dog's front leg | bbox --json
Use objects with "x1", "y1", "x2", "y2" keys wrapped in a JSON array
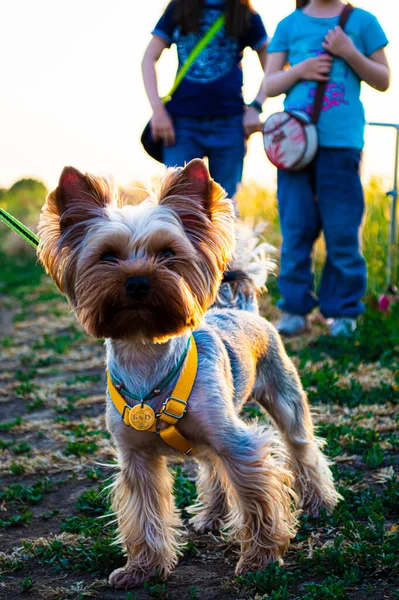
[{"x1": 109, "y1": 449, "x2": 182, "y2": 589}]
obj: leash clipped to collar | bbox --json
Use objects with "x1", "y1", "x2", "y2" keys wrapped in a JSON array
[
  {"x1": 107, "y1": 335, "x2": 198, "y2": 456},
  {"x1": 0, "y1": 208, "x2": 40, "y2": 249}
]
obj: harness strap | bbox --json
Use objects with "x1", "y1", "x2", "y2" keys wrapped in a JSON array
[
  {"x1": 107, "y1": 335, "x2": 198, "y2": 455},
  {"x1": 160, "y1": 426, "x2": 194, "y2": 455},
  {"x1": 311, "y1": 3, "x2": 354, "y2": 124}
]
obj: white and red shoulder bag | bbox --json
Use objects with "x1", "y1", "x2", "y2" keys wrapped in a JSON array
[{"x1": 263, "y1": 3, "x2": 353, "y2": 171}]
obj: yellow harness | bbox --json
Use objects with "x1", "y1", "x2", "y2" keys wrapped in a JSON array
[{"x1": 107, "y1": 335, "x2": 197, "y2": 456}]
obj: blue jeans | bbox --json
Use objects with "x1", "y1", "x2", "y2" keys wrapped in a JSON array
[
  {"x1": 277, "y1": 148, "x2": 367, "y2": 318},
  {"x1": 163, "y1": 115, "x2": 246, "y2": 199}
]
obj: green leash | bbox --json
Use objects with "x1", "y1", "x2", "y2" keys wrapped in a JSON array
[
  {"x1": 162, "y1": 14, "x2": 225, "y2": 103},
  {"x1": 0, "y1": 207, "x2": 40, "y2": 249}
]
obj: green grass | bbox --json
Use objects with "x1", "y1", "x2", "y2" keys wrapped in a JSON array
[
  {"x1": 64, "y1": 440, "x2": 99, "y2": 456},
  {"x1": 9, "y1": 462, "x2": 26, "y2": 475},
  {"x1": 0, "y1": 478, "x2": 54, "y2": 505},
  {"x1": 26, "y1": 396, "x2": 45, "y2": 412},
  {"x1": 75, "y1": 485, "x2": 110, "y2": 515},
  {"x1": 144, "y1": 581, "x2": 170, "y2": 598},
  {"x1": 23, "y1": 535, "x2": 125, "y2": 577},
  {"x1": 13, "y1": 441, "x2": 32, "y2": 456},
  {"x1": 290, "y1": 303, "x2": 399, "y2": 369},
  {"x1": 173, "y1": 467, "x2": 197, "y2": 516},
  {"x1": 18, "y1": 577, "x2": 35, "y2": 591},
  {"x1": 0, "y1": 511, "x2": 33, "y2": 528},
  {"x1": 0, "y1": 479, "x2": 57, "y2": 530},
  {"x1": 34, "y1": 330, "x2": 84, "y2": 355},
  {"x1": 0, "y1": 417, "x2": 22, "y2": 432},
  {"x1": 0, "y1": 253, "x2": 43, "y2": 300}
]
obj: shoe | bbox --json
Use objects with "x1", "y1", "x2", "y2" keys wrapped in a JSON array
[
  {"x1": 275, "y1": 313, "x2": 308, "y2": 336},
  {"x1": 328, "y1": 317, "x2": 357, "y2": 337}
]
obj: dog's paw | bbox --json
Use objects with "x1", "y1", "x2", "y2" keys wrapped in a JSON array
[
  {"x1": 294, "y1": 458, "x2": 343, "y2": 518},
  {"x1": 190, "y1": 513, "x2": 225, "y2": 535},
  {"x1": 299, "y1": 486, "x2": 342, "y2": 518},
  {"x1": 109, "y1": 566, "x2": 152, "y2": 589},
  {"x1": 235, "y1": 551, "x2": 283, "y2": 576}
]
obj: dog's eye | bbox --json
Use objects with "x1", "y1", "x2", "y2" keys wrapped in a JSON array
[
  {"x1": 100, "y1": 252, "x2": 119, "y2": 263},
  {"x1": 158, "y1": 249, "x2": 175, "y2": 260}
]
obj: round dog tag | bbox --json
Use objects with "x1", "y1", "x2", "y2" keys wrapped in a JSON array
[{"x1": 129, "y1": 404, "x2": 156, "y2": 431}]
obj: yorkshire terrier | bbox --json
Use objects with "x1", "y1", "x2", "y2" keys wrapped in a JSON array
[{"x1": 38, "y1": 160, "x2": 340, "y2": 589}]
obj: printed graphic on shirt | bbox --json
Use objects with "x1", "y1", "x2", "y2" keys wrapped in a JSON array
[
  {"x1": 174, "y1": 9, "x2": 238, "y2": 83},
  {"x1": 288, "y1": 46, "x2": 351, "y2": 116},
  {"x1": 289, "y1": 81, "x2": 349, "y2": 116},
  {"x1": 316, "y1": 82, "x2": 349, "y2": 111}
]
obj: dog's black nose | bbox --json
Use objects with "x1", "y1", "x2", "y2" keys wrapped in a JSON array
[{"x1": 125, "y1": 276, "x2": 151, "y2": 299}]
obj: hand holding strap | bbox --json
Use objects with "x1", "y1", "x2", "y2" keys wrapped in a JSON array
[{"x1": 311, "y1": 3, "x2": 354, "y2": 124}]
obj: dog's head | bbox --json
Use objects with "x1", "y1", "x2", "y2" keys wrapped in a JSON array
[{"x1": 38, "y1": 160, "x2": 235, "y2": 342}]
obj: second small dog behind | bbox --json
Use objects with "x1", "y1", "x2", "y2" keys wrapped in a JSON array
[{"x1": 38, "y1": 159, "x2": 340, "y2": 589}]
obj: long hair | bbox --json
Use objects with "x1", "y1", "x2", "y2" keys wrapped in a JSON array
[
  {"x1": 296, "y1": 0, "x2": 310, "y2": 7},
  {"x1": 174, "y1": 0, "x2": 254, "y2": 38}
]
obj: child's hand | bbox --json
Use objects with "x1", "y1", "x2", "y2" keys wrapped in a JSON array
[
  {"x1": 299, "y1": 55, "x2": 333, "y2": 81},
  {"x1": 243, "y1": 105, "x2": 262, "y2": 137},
  {"x1": 151, "y1": 105, "x2": 176, "y2": 146},
  {"x1": 322, "y1": 26, "x2": 355, "y2": 59}
]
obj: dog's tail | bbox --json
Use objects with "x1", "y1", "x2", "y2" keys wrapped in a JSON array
[{"x1": 214, "y1": 221, "x2": 277, "y2": 313}]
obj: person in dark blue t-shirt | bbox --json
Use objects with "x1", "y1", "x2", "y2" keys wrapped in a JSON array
[{"x1": 142, "y1": 0, "x2": 268, "y2": 200}]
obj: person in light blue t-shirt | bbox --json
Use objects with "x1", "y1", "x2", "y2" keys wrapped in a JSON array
[{"x1": 264, "y1": 0, "x2": 390, "y2": 338}]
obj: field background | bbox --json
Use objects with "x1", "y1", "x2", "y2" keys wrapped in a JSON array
[{"x1": 0, "y1": 179, "x2": 398, "y2": 600}]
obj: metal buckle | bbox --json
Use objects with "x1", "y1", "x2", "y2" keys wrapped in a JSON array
[
  {"x1": 121, "y1": 405, "x2": 131, "y2": 426},
  {"x1": 162, "y1": 396, "x2": 187, "y2": 419}
]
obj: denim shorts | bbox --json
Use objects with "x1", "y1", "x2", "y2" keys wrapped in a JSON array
[{"x1": 163, "y1": 114, "x2": 246, "y2": 199}]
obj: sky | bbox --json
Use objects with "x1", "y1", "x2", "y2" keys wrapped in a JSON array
[{"x1": 0, "y1": 0, "x2": 397, "y2": 192}]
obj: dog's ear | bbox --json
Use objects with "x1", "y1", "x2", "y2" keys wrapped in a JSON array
[
  {"x1": 38, "y1": 167, "x2": 115, "y2": 292},
  {"x1": 158, "y1": 159, "x2": 226, "y2": 223},
  {"x1": 158, "y1": 158, "x2": 235, "y2": 275},
  {"x1": 57, "y1": 167, "x2": 92, "y2": 231},
  {"x1": 53, "y1": 166, "x2": 112, "y2": 232},
  {"x1": 176, "y1": 159, "x2": 214, "y2": 216}
]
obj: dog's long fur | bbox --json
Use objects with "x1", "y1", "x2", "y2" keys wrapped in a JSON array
[{"x1": 38, "y1": 160, "x2": 340, "y2": 588}]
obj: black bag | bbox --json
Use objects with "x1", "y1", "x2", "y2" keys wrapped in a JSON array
[{"x1": 141, "y1": 120, "x2": 164, "y2": 163}]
